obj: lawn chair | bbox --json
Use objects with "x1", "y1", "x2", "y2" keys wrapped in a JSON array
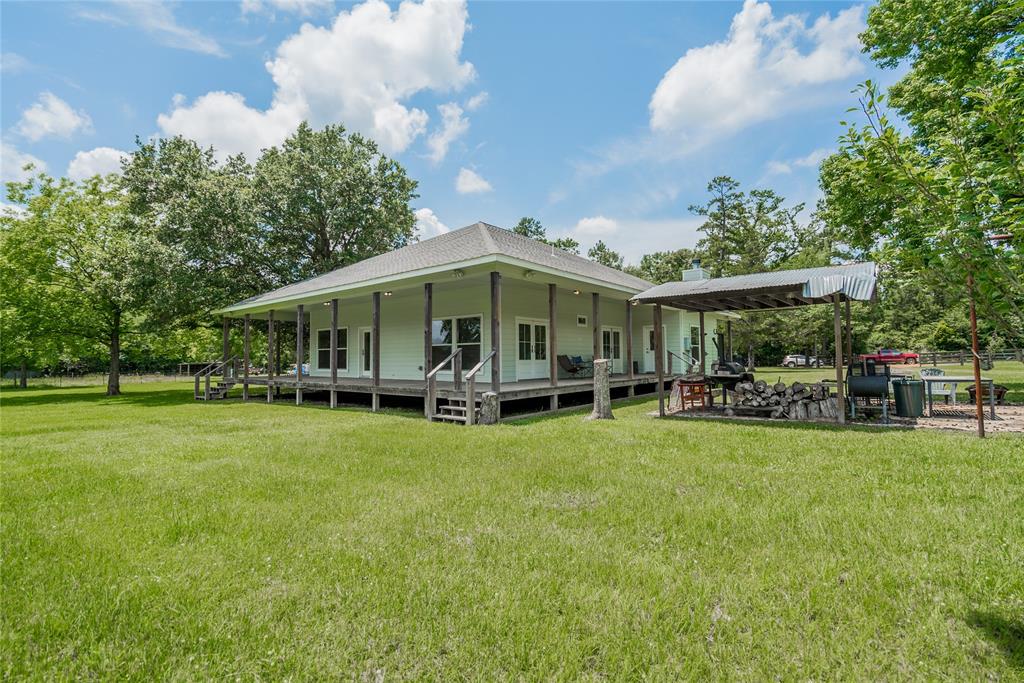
[
  {"x1": 557, "y1": 354, "x2": 593, "y2": 378},
  {"x1": 920, "y1": 367, "x2": 957, "y2": 406}
]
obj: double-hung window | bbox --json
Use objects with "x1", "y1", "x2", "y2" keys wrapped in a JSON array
[
  {"x1": 431, "y1": 315, "x2": 482, "y2": 371},
  {"x1": 317, "y1": 328, "x2": 347, "y2": 370}
]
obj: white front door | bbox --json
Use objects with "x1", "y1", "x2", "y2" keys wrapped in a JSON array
[
  {"x1": 601, "y1": 326, "x2": 623, "y2": 374},
  {"x1": 642, "y1": 325, "x2": 666, "y2": 373},
  {"x1": 359, "y1": 327, "x2": 373, "y2": 377},
  {"x1": 515, "y1": 318, "x2": 549, "y2": 380}
]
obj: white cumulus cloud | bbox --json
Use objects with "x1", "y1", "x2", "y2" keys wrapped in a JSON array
[
  {"x1": 414, "y1": 208, "x2": 449, "y2": 239},
  {"x1": 159, "y1": 0, "x2": 475, "y2": 160},
  {"x1": 15, "y1": 92, "x2": 92, "y2": 141},
  {"x1": 650, "y1": 0, "x2": 864, "y2": 137},
  {"x1": 465, "y1": 91, "x2": 488, "y2": 111},
  {"x1": 573, "y1": 215, "x2": 618, "y2": 237},
  {"x1": 67, "y1": 147, "x2": 128, "y2": 180},
  {"x1": 1, "y1": 142, "x2": 47, "y2": 183},
  {"x1": 765, "y1": 147, "x2": 833, "y2": 175},
  {"x1": 455, "y1": 167, "x2": 491, "y2": 194},
  {"x1": 426, "y1": 102, "x2": 469, "y2": 164}
]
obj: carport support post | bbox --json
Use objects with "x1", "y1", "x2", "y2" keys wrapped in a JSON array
[
  {"x1": 372, "y1": 291, "x2": 381, "y2": 412},
  {"x1": 655, "y1": 304, "x2": 665, "y2": 417},
  {"x1": 295, "y1": 304, "x2": 304, "y2": 405},
  {"x1": 222, "y1": 316, "x2": 230, "y2": 381},
  {"x1": 266, "y1": 310, "x2": 275, "y2": 403},
  {"x1": 698, "y1": 311, "x2": 706, "y2": 374},
  {"x1": 592, "y1": 293, "x2": 601, "y2": 360},
  {"x1": 726, "y1": 320, "x2": 733, "y2": 362},
  {"x1": 625, "y1": 301, "x2": 634, "y2": 380},
  {"x1": 242, "y1": 314, "x2": 250, "y2": 401},
  {"x1": 330, "y1": 298, "x2": 338, "y2": 409},
  {"x1": 833, "y1": 296, "x2": 846, "y2": 424},
  {"x1": 844, "y1": 299, "x2": 852, "y2": 366}
]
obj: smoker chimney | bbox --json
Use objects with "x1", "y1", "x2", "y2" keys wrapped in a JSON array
[
  {"x1": 682, "y1": 258, "x2": 709, "y2": 282},
  {"x1": 691, "y1": 258, "x2": 701, "y2": 269}
]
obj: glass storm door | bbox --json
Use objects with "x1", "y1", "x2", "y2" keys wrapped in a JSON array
[
  {"x1": 516, "y1": 319, "x2": 548, "y2": 380},
  {"x1": 359, "y1": 327, "x2": 373, "y2": 377},
  {"x1": 602, "y1": 327, "x2": 623, "y2": 374}
]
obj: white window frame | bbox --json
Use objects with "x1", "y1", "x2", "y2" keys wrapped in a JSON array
[
  {"x1": 576, "y1": 314, "x2": 588, "y2": 327},
  {"x1": 315, "y1": 326, "x2": 349, "y2": 373},
  {"x1": 431, "y1": 312, "x2": 484, "y2": 374}
]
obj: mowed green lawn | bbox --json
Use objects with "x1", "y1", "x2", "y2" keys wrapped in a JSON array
[{"x1": 2, "y1": 383, "x2": 1022, "y2": 679}]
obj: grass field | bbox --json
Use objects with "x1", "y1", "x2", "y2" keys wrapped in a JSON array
[{"x1": 2, "y1": 382, "x2": 1022, "y2": 679}]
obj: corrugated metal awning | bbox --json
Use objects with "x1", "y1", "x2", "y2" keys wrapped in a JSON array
[{"x1": 631, "y1": 262, "x2": 877, "y2": 312}]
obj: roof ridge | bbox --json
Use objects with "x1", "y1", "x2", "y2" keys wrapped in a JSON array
[{"x1": 477, "y1": 221, "x2": 499, "y2": 254}]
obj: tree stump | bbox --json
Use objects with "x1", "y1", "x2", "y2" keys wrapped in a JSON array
[
  {"x1": 479, "y1": 392, "x2": 499, "y2": 425},
  {"x1": 586, "y1": 358, "x2": 614, "y2": 420}
]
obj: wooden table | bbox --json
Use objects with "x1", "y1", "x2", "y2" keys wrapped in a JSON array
[{"x1": 923, "y1": 376, "x2": 996, "y2": 419}]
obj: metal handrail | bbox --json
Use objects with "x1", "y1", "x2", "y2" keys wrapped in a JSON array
[
  {"x1": 464, "y1": 349, "x2": 496, "y2": 425},
  {"x1": 667, "y1": 350, "x2": 697, "y2": 375}
]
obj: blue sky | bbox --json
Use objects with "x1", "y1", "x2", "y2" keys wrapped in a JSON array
[{"x1": 1, "y1": 0, "x2": 894, "y2": 263}]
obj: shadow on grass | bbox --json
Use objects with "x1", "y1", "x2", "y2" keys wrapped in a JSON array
[
  {"x1": 968, "y1": 611, "x2": 1024, "y2": 669},
  {"x1": 0, "y1": 386, "x2": 192, "y2": 409}
]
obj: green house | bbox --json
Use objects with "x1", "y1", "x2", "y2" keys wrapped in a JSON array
[{"x1": 206, "y1": 222, "x2": 734, "y2": 420}]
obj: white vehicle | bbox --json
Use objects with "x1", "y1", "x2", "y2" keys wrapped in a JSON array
[{"x1": 782, "y1": 354, "x2": 818, "y2": 367}]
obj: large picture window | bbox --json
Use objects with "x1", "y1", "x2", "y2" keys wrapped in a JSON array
[
  {"x1": 432, "y1": 315, "x2": 482, "y2": 371},
  {"x1": 317, "y1": 328, "x2": 347, "y2": 370}
]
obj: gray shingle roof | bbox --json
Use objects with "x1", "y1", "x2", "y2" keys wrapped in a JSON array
[
  {"x1": 227, "y1": 222, "x2": 652, "y2": 309},
  {"x1": 632, "y1": 262, "x2": 877, "y2": 310}
]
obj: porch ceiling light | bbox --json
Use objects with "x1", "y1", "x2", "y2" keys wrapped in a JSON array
[
  {"x1": 573, "y1": 289, "x2": 581, "y2": 295},
  {"x1": 452, "y1": 268, "x2": 465, "y2": 278},
  {"x1": 383, "y1": 291, "x2": 393, "y2": 297},
  {"x1": 631, "y1": 300, "x2": 639, "y2": 306},
  {"x1": 523, "y1": 269, "x2": 536, "y2": 279}
]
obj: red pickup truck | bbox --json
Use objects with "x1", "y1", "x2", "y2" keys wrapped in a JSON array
[{"x1": 859, "y1": 349, "x2": 920, "y2": 365}]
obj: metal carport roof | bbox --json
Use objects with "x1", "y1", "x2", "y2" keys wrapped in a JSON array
[{"x1": 631, "y1": 262, "x2": 877, "y2": 311}]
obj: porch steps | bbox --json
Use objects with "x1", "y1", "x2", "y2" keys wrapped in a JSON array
[
  {"x1": 434, "y1": 398, "x2": 480, "y2": 424},
  {"x1": 197, "y1": 381, "x2": 236, "y2": 400}
]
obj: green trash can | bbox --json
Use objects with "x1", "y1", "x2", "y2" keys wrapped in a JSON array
[{"x1": 893, "y1": 378, "x2": 925, "y2": 417}]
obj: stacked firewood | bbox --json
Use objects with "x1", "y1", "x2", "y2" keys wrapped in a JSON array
[{"x1": 726, "y1": 379, "x2": 838, "y2": 420}]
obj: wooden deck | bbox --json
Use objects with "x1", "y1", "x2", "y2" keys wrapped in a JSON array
[{"x1": 242, "y1": 372, "x2": 665, "y2": 402}]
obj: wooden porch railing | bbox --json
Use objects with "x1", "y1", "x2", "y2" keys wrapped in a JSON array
[
  {"x1": 464, "y1": 349, "x2": 496, "y2": 426},
  {"x1": 424, "y1": 347, "x2": 463, "y2": 421},
  {"x1": 193, "y1": 356, "x2": 240, "y2": 400}
]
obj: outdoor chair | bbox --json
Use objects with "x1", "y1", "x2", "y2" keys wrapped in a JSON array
[
  {"x1": 557, "y1": 354, "x2": 593, "y2": 378},
  {"x1": 920, "y1": 367, "x2": 957, "y2": 406}
]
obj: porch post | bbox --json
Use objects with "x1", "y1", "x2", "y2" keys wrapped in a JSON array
[
  {"x1": 592, "y1": 293, "x2": 601, "y2": 360},
  {"x1": 242, "y1": 314, "x2": 250, "y2": 401},
  {"x1": 654, "y1": 304, "x2": 665, "y2": 417},
  {"x1": 698, "y1": 311, "x2": 706, "y2": 374},
  {"x1": 625, "y1": 301, "x2": 634, "y2": 380},
  {"x1": 266, "y1": 310, "x2": 275, "y2": 403},
  {"x1": 844, "y1": 299, "x2": 853, "y2": 367},
  {"x1": 296, "y1": 304, "x2": 304, "y2": 405},
  {"x1": 833, "y1": 296, "x2": 846, "y2": 424},
  {"x1": 330, "y1": 298, "x2": 338, "y2": 409},
  {"x1": 548, "y1": 284, "x2": 558, "y2": 387},
  {"x1": 490, "y1": 272, "x2": 501, "y2": 396},
  {"x1": 222, "y1": 316, "x2": 230, "y2": 380},
  {"x1": 423, "y1": 283, "x2": 433, "y2": 380},
  {"x1": 372, "y1": 291, "x2": 381, "y2": 411}
]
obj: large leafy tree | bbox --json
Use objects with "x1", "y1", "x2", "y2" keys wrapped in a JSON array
[
  {"x1": 122, "y1": 137, "x2": 265, "y2": 325},
  {"x1": 818, "y1": 0, "x2": 1024, "y2": 343},
  {"x1": 2, "y1": 174, "x2": 159, "y2": 395},
  {"x1": 587, "y1": 240, "x2": 624, "y2": 269},
  {"x1": 255, "y1": 122, "x2": 419, "y2": 281},
  {"x1": 511, "y1": 216, "x2": 581, "y2": 254}
]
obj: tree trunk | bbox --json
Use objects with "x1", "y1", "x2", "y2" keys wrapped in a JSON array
[
  {"x1": 19, "y1": 358, "x2": 28, "y2": 388},
  {"x1": 107, "y1": 312, "x2": 121, "y2": 396}
]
